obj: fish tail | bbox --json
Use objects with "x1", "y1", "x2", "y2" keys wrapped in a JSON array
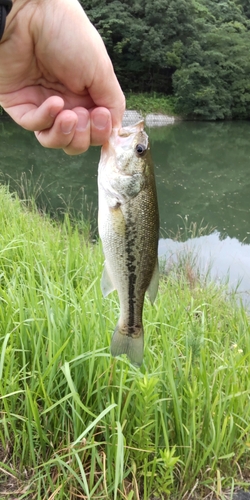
[{"x1": 111, "y1": 324, "x2": 144, "y2": 367}]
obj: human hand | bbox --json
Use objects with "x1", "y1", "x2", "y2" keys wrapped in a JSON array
[{"x1": 0, "y1": 0, "x2": 125, "y2": 154}]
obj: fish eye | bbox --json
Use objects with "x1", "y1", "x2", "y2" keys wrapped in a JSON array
[{"x1": 135, "y1": 143, "x2": 146, "y2": 156}]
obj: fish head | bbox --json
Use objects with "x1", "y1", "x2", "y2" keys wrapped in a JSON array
[
  {"x1": 98, "y1": 120, "x2": 155, "y2": 206},
  {"x1": 100, "y1": 121, "x2": 150, "y2": 177}
]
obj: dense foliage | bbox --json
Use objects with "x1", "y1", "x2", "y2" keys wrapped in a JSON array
[{"x1": 81, "y1": 0, "x2": 250, "y2": 119}]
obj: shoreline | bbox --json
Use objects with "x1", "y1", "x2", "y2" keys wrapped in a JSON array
[{"x1": 122, "y1": 109, "x2": 178, "y2": 126}]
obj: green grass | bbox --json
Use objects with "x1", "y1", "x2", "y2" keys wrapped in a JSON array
[
  {"x1": 125, "y1": 92, "x2": 178, "y2": 117},
  {"x1": 0, "y1": 94, "x2": 178, "y2": 121},
  {"x1": 0, "y1": 186, "x2": 249, "y2": 499}
]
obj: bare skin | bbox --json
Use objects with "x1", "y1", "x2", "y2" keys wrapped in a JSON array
[{"x1": 0, "y1": 0, "x2": 125, "y2": 154}]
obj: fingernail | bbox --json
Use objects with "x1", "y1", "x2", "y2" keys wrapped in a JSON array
[
  {"x1": 61, "y1": 121, "x2": 75, "y2": 134},
  {"x1": 76, "y1": 113, "x2": 89, "y2": 132},
  {"x1": 92, "y1": 114, "x2": 109, "y2": 130}
]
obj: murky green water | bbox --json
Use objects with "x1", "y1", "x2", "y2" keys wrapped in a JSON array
[
  {"x1": 1, "y1": 117, "x2": 250, "y2": 304},
  {"x1": 152, "y1": 121, "x2": 250, "y2": 244},
  {"x1": 1, "y1": 117, "x2": 249, "y2": 243}
]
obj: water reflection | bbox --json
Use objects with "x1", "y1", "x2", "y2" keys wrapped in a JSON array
[
  {"x1": 149, "y1": 121, "x2": 250, "y2": 244},
  {"x1": 159, "y1": 232, "x2": 250, "y2": 308},
  {"x1": 0, "y1": 117, "x2": 250, "y2": 243},
  {"x1": 0, "y1": 117, "x2": 250, "y2": 303},
  {"x1": 0, "y1": 116, "x2": 100, "y2": 222}
]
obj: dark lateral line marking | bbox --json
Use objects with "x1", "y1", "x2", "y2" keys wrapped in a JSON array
[{"x1": 125, "y1": 214, "x2": 138, "y2": 334}]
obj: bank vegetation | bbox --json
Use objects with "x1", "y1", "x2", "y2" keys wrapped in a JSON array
[
  {"x1": 0, "y1": 186, "x2": 249, "y2": 499},
  {"x1": 82, "y1": 0, "x2": 250, "y2": 120}
]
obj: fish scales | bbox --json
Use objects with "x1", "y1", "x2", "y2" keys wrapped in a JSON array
[{"x1": 98, "y1": 120, "x2": 159, "y2": 366}]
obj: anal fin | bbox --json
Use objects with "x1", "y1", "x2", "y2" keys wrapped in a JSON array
[
  {"x1": 147, "y1": 258, "x2": 159, "y2": 304},
  {"x1": 101, "y1": 262, "x2": 116, "y2": 297}
]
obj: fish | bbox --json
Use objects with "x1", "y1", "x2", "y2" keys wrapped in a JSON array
[{"x1": 97, "y1": 120, "x2": 159, "y2": 366}]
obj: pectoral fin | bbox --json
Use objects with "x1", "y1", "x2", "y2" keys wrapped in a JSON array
[
  {"x1": 147, "y1": 259, "x2": 159, "y2": 304},
  {"x1": 101, "y1": 262, "x2": 116, "y2": 297}
]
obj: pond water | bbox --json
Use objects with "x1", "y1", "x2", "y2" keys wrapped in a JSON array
[{"x1": 0, "y1": 117, "x2": 250, "y2": 305}]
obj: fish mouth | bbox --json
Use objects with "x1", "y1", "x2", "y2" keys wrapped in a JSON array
[
  {"x1": 101, "y1": 120, "x2": 147, "y2": 161},
  {"x1": 118, "y1": 120, "x2": 145, "y2": 137},
  {"x1": 117, "y1": 121, "x2": 147, "y2": 151}
]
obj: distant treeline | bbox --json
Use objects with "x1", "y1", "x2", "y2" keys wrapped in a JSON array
[{"x1": 81, "y1": 0, "x2": 250, "y2": 120}]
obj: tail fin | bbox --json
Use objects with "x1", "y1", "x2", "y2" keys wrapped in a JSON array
[{"x1": 111, "y1": 324, "x2": 144, "y2": 367}]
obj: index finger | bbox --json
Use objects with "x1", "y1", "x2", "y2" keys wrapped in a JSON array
[{"x1": 88, "y1": 57, "x2": 126, "y2": 128}]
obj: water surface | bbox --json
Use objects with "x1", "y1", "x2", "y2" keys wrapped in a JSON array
[
  {"x1": 159, "y1": 233, "x2": 250, "y2": 308},
  {"x1": 1, "y1": 117, "x2": 250, "y2": 303}
]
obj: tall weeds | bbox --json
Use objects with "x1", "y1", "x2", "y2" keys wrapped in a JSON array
[{"x1": 0, "y1": 187, "x2": 249, "y2": 499}]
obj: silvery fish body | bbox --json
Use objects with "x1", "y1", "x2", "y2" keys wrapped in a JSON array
[{"x1": 98, "y1": 121, "x2": 159, "y2": 366}]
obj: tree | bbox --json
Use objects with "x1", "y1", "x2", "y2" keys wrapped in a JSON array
[
  {"x1": 173, "y1": 2, "x2": 250, "y2": 118},
  {"x1": 79, "y1": 0, "x2": 250, "y2": 119},
  {"x1": 81, "y1": 0, "x2": 197, "y2": 93}
]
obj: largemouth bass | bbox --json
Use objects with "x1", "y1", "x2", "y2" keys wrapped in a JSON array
[{"x1": 98, "y1": 121, "x2": 159, "y2": 366}]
